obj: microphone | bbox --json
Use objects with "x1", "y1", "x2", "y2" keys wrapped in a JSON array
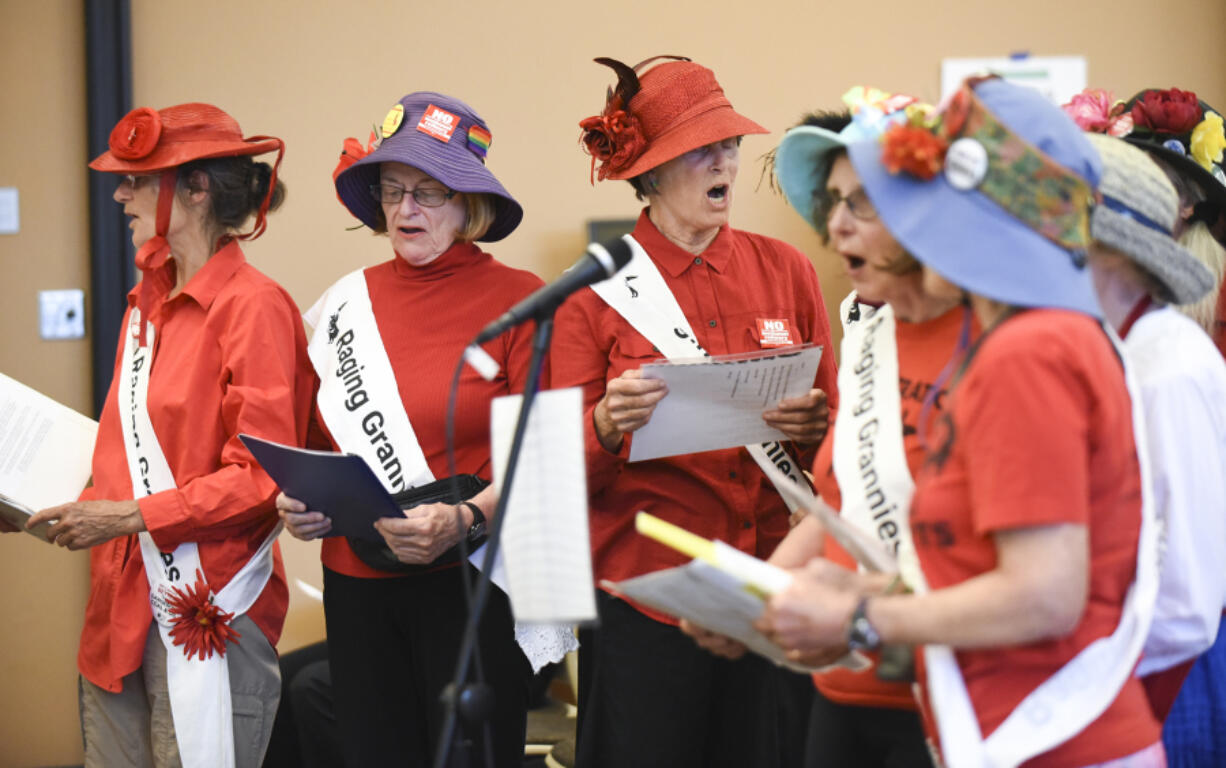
[{"x1": 473, "y1": 237, "x2": 633, "y2": 344}]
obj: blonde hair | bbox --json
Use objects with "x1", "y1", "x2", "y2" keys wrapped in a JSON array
[
  {"x1": 1176, "y1": 221, "x2": 1226, "y2": 333},
  {"x1": 457, "y1": 193, "x2": 496, "y2": 242}
]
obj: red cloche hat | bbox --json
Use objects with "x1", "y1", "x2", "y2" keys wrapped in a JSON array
[{"x1": 579, "y1": 56, "x2": 768, "y2": 183}]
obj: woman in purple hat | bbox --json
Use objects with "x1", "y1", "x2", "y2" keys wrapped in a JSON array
[
  {"x1": 757, "y1": 78, "x2": 1165, "y2": 768},
  {"x1": 275, "y1": 92, "x2": 541, "y2": 767}
]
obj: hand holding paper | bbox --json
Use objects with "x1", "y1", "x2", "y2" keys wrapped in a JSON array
[{"x1": 607, "y1": 513, "x2": 869, "y2": 674}]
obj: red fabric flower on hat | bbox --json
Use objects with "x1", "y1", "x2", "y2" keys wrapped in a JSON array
[
  {"x1": 579, "y1": 109, "x2": 647, "y2": 184},
  {"x1": 881, "y1": 123, "x2": 949, "y2": 180},
  {"x1": 109, "y1": 107, "x2": 163, "y2": 160},
  {"x1": 167, "y1": 569, "x2": 241, "y2": 661},
  {"x1": 1131, "y1": 88, "x2": 1204, "y2": 134},
  {"x1": 333, "y1": 130, "x2": 378, "y2": 185}
]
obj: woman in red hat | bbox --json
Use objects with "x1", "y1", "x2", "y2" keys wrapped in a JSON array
[
  {"x1": 26, "y1": 104, "x2": 315, "y2": 767},
  {"x1": 551, "y1": 56, "x2": 839, "y2": 768},
  {"x1": 276, "y1": 91, "x2": 552, "y2": 768}
]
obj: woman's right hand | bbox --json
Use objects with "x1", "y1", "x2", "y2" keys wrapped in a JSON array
[
  {"x1": 593, "y1": 369, "x2": 669, "y2": 452},
  {"x1": 276, "y1": 492, "x2": 332, "y2": 541}
]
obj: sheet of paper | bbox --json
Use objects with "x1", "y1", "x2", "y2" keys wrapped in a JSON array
[
  {"x1": 0, "y1": 373, "x2": 98, "y2": 523},
  {"x1": 606, "y1": 560, "x2": 869, "y2": 675},
  {"x1": 629, "y1": 345, "x2": 823, "y2": 462},
  {"x1": 758, "y1": 458, "x2": 897, "y2": 574},
  {"x1": 492, "y1": 387, "x2": 596, "y2": 624}
]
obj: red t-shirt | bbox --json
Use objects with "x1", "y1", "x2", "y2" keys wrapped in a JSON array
[
  {"x1": 550, "y1": 210, "x2": 839, "y2": 624},
  {"x1": 909, "y1": 310, "x2": 1159, "y2": 767},
  {"x1": 79, "y1": 241, "x2": 316, "y2": 692},
  {"x1": 317, "y1": 243, "x2": 544, "y2": 578},
  {"x1": 812, "y1": 305, "x2": 972, "y2": 710}
]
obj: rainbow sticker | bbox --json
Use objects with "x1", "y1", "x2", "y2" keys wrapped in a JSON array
[
  {"x1": 467, "y1": 125, "x2": 491, "y2": 160},
  {"x1": 381, "y1": 104, "x2": 405, "y2": 139}
]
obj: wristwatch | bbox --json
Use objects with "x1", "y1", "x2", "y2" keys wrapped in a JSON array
[
  {"x1": 461, "y1": 501, "x2": 486, "y2": 541},
  {"x1": 846, "y1": 597, "x2": 882, "y2": 651}
]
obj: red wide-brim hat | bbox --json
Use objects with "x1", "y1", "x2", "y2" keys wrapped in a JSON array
[{"x1": 89, "y1": 103, "x2": 282, "y2": 174}]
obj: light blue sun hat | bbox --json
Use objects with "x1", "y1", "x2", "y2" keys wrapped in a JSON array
[{"x1": 847, "y1": 78, "x2": 1103, "y2": 317}]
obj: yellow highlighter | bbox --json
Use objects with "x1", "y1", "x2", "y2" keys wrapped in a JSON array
[{"x1": 635, "y1": 512, "x2": 792, "y2": 597}]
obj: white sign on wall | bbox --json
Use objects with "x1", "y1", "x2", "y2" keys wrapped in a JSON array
[{"x1": 941, "y1": 55, "x2": 1087, "y2": 105}]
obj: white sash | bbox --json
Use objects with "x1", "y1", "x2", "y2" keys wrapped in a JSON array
[
  {"x1": 118, "y1": 309, "x2": 278, "y2": 768},
  {"x1": 830, "y1": 300, "x2": 920, "y2": 580},
  {"x1": 305, "y1": 271, "x2": 577, "y2": 672},
  {"x1": 901, "y1": 324, "x2": 1159, "y2": 768},
  {"x1": 588, "y1": 235, "x2": 817, "y2": 511}
]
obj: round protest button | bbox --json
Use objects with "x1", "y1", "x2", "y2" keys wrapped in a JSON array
[
  {"x1": 944, "y1": 137, "x2": 989, "y2": 191},
  {"x1": 381, "y1": 104, "x2": 405, "y2": 138}
]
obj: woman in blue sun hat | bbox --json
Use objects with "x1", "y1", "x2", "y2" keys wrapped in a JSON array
[
  {"x1": 275, "y1": 91, "x2": 549, "y2": 767},
  {"x1": 686, "y1": 88, "x2": 966, "y2": 768},
  {"x1": 757, "y1": 77, "x2": 1165, "y2": 768}
]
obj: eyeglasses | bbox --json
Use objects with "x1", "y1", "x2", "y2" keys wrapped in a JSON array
[
  {"x1": 815, "y1": 187, "x2": 878, "y2": 223},
  {"x1": 369, "y1": 182, "x2": 457, "y2": 207},
  {"x1": 119, "y1": 174, "x2": 157, "y2": 190}
]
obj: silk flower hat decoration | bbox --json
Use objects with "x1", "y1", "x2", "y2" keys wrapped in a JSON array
[
  {"x1": 848, "y1": 77, "x2": 1103, "y2": 317},
  {"x1": 334, "y1": 91, "x2": 523, "y2": 242}
]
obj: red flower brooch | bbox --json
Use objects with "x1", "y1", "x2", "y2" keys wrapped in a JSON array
[
  {"x1": 579, "y1": 109, "x2": 647, "y2": 183},
  {"x1": 1131, "y1": 88, "x2": 1204, "y2": 134},
  {"x1": 109, "y1": 107, "x2": 162, "y2": 160},
  {"x1": 167, "y1": 570, "x2": 241, "y2": 661},
  {"x1": 881, "y1": 123, "x2": 949, "y2": 180},
  {"x1": 333, "y1": 130, "x2": 378, "y2": 186}
]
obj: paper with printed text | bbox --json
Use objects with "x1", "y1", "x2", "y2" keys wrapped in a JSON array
[{"x1": 629, "y1": 345, "x2": 823, "y2": 462}]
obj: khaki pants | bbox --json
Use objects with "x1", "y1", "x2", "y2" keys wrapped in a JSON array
[{"x1": 80, "y1": 615, "x2": 280, "y2": 768}]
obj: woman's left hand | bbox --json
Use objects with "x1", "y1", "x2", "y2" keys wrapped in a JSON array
[
  {"x1": 756, "y1": 559, "x2": 859, "y2": 659},
  {"x1": 763, "y1": 388, "x2": 829, "y2": 445},
  {"x1": 28, "y1": 500, "x2": 145, "y2": 550},
  {"x1": 373, "y1": 501, "x2": 468, "y2": 565}
]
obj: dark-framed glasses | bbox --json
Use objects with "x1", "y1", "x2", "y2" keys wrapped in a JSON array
[
  {"x1": 816, "y1": 187, "x2": 878, "y2": 223},
  {"x1": 370, "y1": 182, "x2": 457, "y2": 207}
]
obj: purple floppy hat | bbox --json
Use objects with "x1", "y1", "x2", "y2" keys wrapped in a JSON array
[
  {"x1": 848, "y1": 78, "x2": 1103, "y2": 317},
  {"x1": 335, "y1": 91, "x2": 523, "y2": 242}
]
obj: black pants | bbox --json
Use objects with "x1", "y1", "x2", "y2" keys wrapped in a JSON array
[
  {"x1": 576, "y1": 591, "x2": 813, "y2": 768},
  {"x1": 324, "y1": 565, "x2": 531, "y2": 768},
  {"x1": 263, "y1": 641, "x2": 341, "y2": 768},
  {"x1": 804, "y1": 687, "x2": 934, "y2": 768}
]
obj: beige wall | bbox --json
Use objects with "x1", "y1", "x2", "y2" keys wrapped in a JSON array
[{"x1": 2, "y1": 0, "x2": 1224, "y2": 765}]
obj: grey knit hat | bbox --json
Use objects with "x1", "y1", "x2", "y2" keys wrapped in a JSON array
[{"x1": 1086, "y1": 133, "x2": 1213, "y2": 304}]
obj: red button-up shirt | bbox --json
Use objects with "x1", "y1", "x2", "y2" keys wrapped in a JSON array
[
  {"x1": 79, "y1": 241, "x2": 315, "y2": 692},
  {"x1": 551, "y1": 211, "x2": 839, "y2": 623}
]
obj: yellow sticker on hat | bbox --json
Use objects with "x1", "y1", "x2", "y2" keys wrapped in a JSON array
[{"x1": 381, "y1": 104, "x2": 405, "y2": 139}]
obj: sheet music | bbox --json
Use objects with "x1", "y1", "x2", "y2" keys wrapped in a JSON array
[
  {"x1": 491, "y1": 387, "x2": 596, "y2": 624},
  {"x1": 629, "y1": 345, "x2": 823, "y2": 462},
  {"x1": 606, "y1": 560, "x2": 869, "y2": 674},
  {"x1": 0, "y1": 373, "x2": 97, "y2": 513}
]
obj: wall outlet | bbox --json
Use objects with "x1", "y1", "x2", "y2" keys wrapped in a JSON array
[{"x1": 39, "y1": 289, "x2": 86, "y2": 340}]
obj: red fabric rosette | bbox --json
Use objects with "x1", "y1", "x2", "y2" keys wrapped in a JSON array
[
  {"x1": 108, "y1": 107, "x2": 162, "y2": 160},
  {"x1": 881, "y1": 123, "x2": 949, "y2": 180},
  {"x1": 1131, "y1": 88, "x2": 1204, "y2": 134},
  {"x1": 579, "y1": 109, "x2": 647, "y2": 184},
  {"x1": 167, "y1": 569, "x2": 242, "y2": 661},
  {"x1": 333, "y1": 131, "x2": 378, "y2": 202}
]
